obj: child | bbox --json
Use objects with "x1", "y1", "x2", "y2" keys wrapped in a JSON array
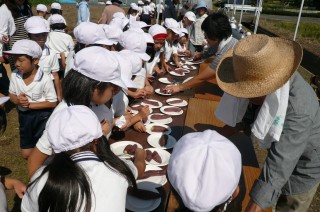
[
  {"x1": 47, "y1": 2, "x2": 63, "y2": 24},
  {"x1": 27, "y1": 46, "x2": 127, "y2": 178},
  {"x1": 160, "y1": 18, "x2": 181, "y2": 71},
  {"x1": 0, "y1": 176, "x2": 26, "y2": 211},
  {"x1": 24, "y1": 16, "x2": 62, "y2": 102},
  {"x1": 177, "y1": 28, "x2": 188, "y2": 53},
  {"x1": 127, "y1": 3, "x2": 140, "y2": 25},
  {"x1": 35, "y1": 4, "x2": 50, "y2": 31},
  {"x1": 168, "y1": 130, "x2": 241, "y2": 211},
  {"x1": 5, "y1": 39, "x2": 57, "y2": 159},
  {"x1": 22, "y1": 105, "x2": 146, "y2": 211},
  {"x1": 77, "y1": 0, "x2": 90, "y2": 25},
  {"x1": 46, "y1": 14, "x2": 74, "y2": 76}
]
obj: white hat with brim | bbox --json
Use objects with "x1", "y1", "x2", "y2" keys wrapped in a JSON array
[
  {"x1": 49, "y1": 14, "x2": 67, "y2": 25},
  {"x1": 106, "y1": 0, "x2": 112, "y2": 5},
  {"x1": 216, "y1": 34, "x2": 303, "y2": 98},
  {"x1": 36, "y1": 4, "x2": 48, "y2": 13},
  {"x1": 168, "y1": 130, "x2": 242, "y2": 211},
  {"x1": 24, "y1": 16, "x2": 49, "y2": 34},
  {"x1": 184, "y1": 11, "x2": 196, "y2": 22},
  {"x1": 4, "y1": 39, "x2": 42, "y2": 59},
  {"x1": 48, "y1": 105, "x2": 102, "y2": 153},
  {"x1": 164, "y1": 18, "x2": 180, "y2": 35},
  {"x1": 73, "y1": 46, "x2": 127, "y2": 91},
  {"x1": 74, "y1": 22, "x2": 107, "y2": 45},
  {"x1": 51, "y1": 2, "x2": 62, "y2": 10},
  {"x1": 113, "y1": 52, "x2": 137, "y2": 89},
  {"x1": 100, "y1": 24, "x2": 123, "y2": 44},
  {"x1": 195, "y1": 1, "x2": 207, "y2": 10}
]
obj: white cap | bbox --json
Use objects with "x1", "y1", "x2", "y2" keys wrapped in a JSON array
[
  {"x1": 119, "y1": 30, "x2": 150, "y2": 62},
  {"x1": 148, "y1": 24, "x2": 167, "y2": 40},
  {"x1": 131, "y1": 3, "x2": 139, "y2": 10},
  {"x1": 73, "y1": 46, "x2": 127, "y2": 90},
  {"x1": 184, "y1": 11, "x2": 196, "y2": 22},
  {"x1": 100, "y1": 24, "x2": 123, "y2": 44},
  {"x1": 179, "y1": 28, "x2": 188, "y2": 37},
  {"x1": 138, "y1": 0, "x2": 144, "y2": 5},
  {"x1": 36, "y1": 4, "x2": 48, "y2": 13},
  {"x1": 145, "y1": 0, "x2": 150, "y2": 2},
  {"x1": 109, "y1": 12, "x2": 129, "y2": 30},
  {"x1": 3, "y1": 39, "x2": 42, "y2": 59},
  {"x1": 130, "y1": 21, "x2": 150, "y2": 29},
  {"x1": 119, "y1": 50, "x2": 142, "y2": 75},
  {"x1": 47, "y1": 105, "x2": 102, "y2": 153},
  {"x1": 112, "y1": 52, "x2": 137, "y2": 88},
  {"x1": 246, "y1": 31, "x2": 252, "y2": 36},
  {"x1": 24, "y1": 16, "x2": 49, "y2": 34},
  {"x1": 49, "y1": 14, "x2": 67, "y2": 25},
  {"x1": 51, "y1": 2, "x2": 62, "y2": 10},
  {"x1": 74, "y1": 22, "x2": 112, "y2": 45},
  {"x1": 230, "y1": 23, "x2": 237, "y2": 29},
  {"x1": 128, "y1": 27, "x2": 144, "y2": 33},
  {"x1": 106, "y1": 0, "x2": 112, "y2": 5},
  {"x1": 164, "y1": 18, "x2": 180, "y2": 35},
  {"x1": 144, "y1": 33, "x2": 154, "y2": 44},
  {"x1": 168, "y1": 130, "x2": 242, "y2": 211}
]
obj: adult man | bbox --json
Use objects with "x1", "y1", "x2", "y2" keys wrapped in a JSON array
[
  {"x1": 98, "y1": 0, "x2": 125, "y2": 24},
  {"x1": 215, "y1": 34, "x2": 320, "y2": 212}
]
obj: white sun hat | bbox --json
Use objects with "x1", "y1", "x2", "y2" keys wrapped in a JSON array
[{"x1": 3, "y1": 39, "x2": 42, "y2": 59}]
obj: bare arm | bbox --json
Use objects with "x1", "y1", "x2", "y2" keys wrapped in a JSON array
[
  {"x1": 27, "y1": 147, "x2": 49, "y2": 179},
  {"x1": 134, "y1": 148, "x2": 146, "y2": 178},
  {"x1": 29, "y1": 101, "x2": 57, "y2": 110},
  {"x1": 52, "y1": 72, "x2": 62, "y2": 102}
]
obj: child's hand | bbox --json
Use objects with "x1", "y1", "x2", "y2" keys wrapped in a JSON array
[
  {"x1": 132, "y1": 89, "x2": 147, "y2": 99},
  {"x1": 133, "y1": 121, "x2": 146, "y2": 133},
  {"x1": 13, "y1": 180, "x2": 26, "y2": 199},
  {"x1": 138, "y1": 106, "x2": 150, "y2": 119},
  {"x1": 101, "y1": 119, "x2": 111, "y2": 136},
  {"x1": 144, "y1": 85, "x2": 154, "y2": 96},
  {"x1": 176, "y1": 62, "x2": 182, "y2": 68},
  {"x1": 18, "y1": 93, "x2": 29, "y2": 108},
  {"x1": 165, "y1": 64, "x2": 172, "y2": 72},
  {"x1": 2, "y1": 35, "x2": 8, "y2": 44}
]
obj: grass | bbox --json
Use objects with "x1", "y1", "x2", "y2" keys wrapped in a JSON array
[{"x1": 30, "y1": 0, "x2": 57, "y2": 5}]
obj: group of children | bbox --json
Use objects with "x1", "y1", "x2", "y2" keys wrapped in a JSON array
[{"x1": 0, "y1": 1, "x2": 250, "y2": 211}]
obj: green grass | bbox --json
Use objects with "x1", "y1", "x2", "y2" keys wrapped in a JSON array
[
  {"x1": 273, "y1": 21, "x2": 320, "y2": 41},
  {"x1": 30, "y1": 0, "x2": 57, "y2": 6}
]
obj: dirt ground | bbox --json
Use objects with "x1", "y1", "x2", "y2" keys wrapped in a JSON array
[{"x1": 1, "y1": 3, "x2": 320, "y2": 211}]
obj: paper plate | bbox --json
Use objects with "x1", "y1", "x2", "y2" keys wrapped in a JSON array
[
  {"x1": 183, "y1": 77, "x2": 193, "y2": 84},
  {"x1": 182, "y1": 64, "x2": 197, "y2": 70},
  {"x1": 169, "y1": 70, "x2": 185, "y2": 77},
  {"x1": 141, "y1": 99, "x2": 163, "y2": 109},
  {"x1": 158, "y1": 77, "x2": 176, "y2": 85},
  {"x1": 110, "y1": 141, "x2": 143, "y2": 159},
  {"x1": 137, "y1": 165, "x2": 167, "y2": 187},
  {"x1": 145, "y1": 148, "x2": 171, "y2": 166},
  {"x1": 174, "y1": 68, "x2": 190, "y2": 74},
  {"x1": 130, "y1": 104, "x2": 153, "y2": 115},
  {"x1": 148, "y1": 113, "x2": 172, "y2": 125},
  {"x1": 147, "y1": 134, "x2": 176, "y2": 149},
  {"x1": 126, "y1": 185, "x2": 161, "y2": 212},
  {"x1": 145, "y1": 123, "x2": 171, "y2": 135},
  {"x1": 160, "y1": 106, "x2": 183, "y2": 116},
  {"x1": 166, "y1": 98, "x2": 188, "y2": 107},
  {"x1": 155, "y1": 88, "x2": 172, "y2": 96},
  {"x1": 185, "y1": 59, "x2": 204, "y2": 65}
]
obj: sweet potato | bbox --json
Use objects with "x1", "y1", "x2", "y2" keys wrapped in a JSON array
[
  {"x1": 164, "y1": 107, "x2": 182, "y2": 113},
  {"x1": 146, "y1": 149, "x2": 152, "y2": 162},
  {"x1": 143, "y1": 99, "x2": 159, "y2": 106},
  {"x1": 140, "y1": 169, "x2": 167, "y2": 180},
  {"x1": 168, "y1": 99, "x2": 183, "y2": 104},
  {"x1": 150, "y1": 114, "x2": 171, "y2": 120},
  {"x1": 159, "y1": 135, "x2": 168, "y2": 147},
  {"x1": 151, "y1": 125, "x2": 168, "y2": 132},
  {"x1": 152, "y1": 151, "x2": 162, "y2": 163}
]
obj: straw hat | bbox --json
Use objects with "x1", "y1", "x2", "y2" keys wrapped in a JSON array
[{"x1": 216, "y1": 34, "x2": 302, "y2": 98}]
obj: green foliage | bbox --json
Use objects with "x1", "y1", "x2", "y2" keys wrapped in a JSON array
[{"x1": 30, "y1": 0, "x2": 57, "y2": 6}]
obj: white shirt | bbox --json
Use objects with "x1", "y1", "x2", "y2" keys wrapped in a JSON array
[
  {"x1": 46, "y1": 30, "x2": 74, "y2": 59},
  {"x1": 0, "y1": 177, "x2": 7, "y2": 212},
  {"x1": 0, "y1": 4, "x2": 16, "y2": 57},
  {"x1": 64, "y1": 49, "x2": 75, "y2": 77},
  {"x1": 9, "y1": 69, "x2": 57, "y2": 111},
  {"x1": 156, "y1": 4, "x2": 164, "y2": 13},
  {"x1": 142, "y1": 5, "x2": 150, "y2": 15},
  {"x1": 38, "y1": 46, "x2": 60, "y2": 76},
  {"x1": 21, "y1": 151, "x2": 138, "y2": 212},
  {"x1": 164, "y1": 40, "x2": 177, "y2": 62},
  {"x1": 112, "y1": 91, "x2": 129, "y2": 118},
  {"x1": 145, "y1": 51, "x2": 160, "y2": 75},
  {"x1": 38, "y1": 16, "x2": 50, "y2": 31}
]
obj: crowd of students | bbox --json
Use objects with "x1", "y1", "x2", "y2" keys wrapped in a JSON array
[{"x1": 0, "y1": 0, "x2": 319, "y2": 211}]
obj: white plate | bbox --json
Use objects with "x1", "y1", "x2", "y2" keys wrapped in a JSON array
[
  {"x1": 126, "y1": 185, "x2": 161, "y2": 212},
  {"x1": 160, "y1": 106, "x2": 183, "y2": 116},
  {"x1": 141, "y1": 99, "x2": 163, "y2": 109},
  {"x1": 147, "y1": 134, "x2": 176, "y2": 149},
  {"x1": 130, "y1": 104, "x2": 153, "y2": 115},
  {"x1": 174, "y1": 68, "x2": 190, "y2": 74},
  {"x1": 166, "y1": 98, "x2": 188, "y2": 107},
  {"x1": 183, "y1": 77, "x2": 193, "y2": 84},
  {"x1": 137, "y1": 165, "x2": 167, "y2": 187},
  {"x1": 148, "y1": 113, "x2": 172, "y2": 125},
  {"x1": 182, "y1": 65, "x2": 197, "y2": 70},
  {"x1": 185, "y1": 59, "x2": 204, "y2": 65},
  {"x1": 158, "y1": 77, "x2": 176, "y2": 85},
  {"x1": 169, "y1": 70, "x2": 185, "y2": 77},
  {"x1": 145, "y1": 123, "x2": 171, "y2": 135},
  {"x1": 110, "y1": 141, "x2": 143, "y2": 159},
  {"x1": 155, "y1": 88, "x2": 172, "y2": 96},
  {"x1": 169, "y1": 61, "x2": 182, "y2": 66},
  {"x1": 145, "y1": 148, "x2": 171, "y2": 166}
]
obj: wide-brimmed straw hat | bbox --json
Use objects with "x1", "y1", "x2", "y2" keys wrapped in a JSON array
[{"x1": 216, "y1": 34, "x2": 303, "y2": 98}]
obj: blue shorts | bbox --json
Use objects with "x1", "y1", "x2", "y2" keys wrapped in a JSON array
[{"x1": 18, "y1": 109, "x2": 52, "y2": 149}]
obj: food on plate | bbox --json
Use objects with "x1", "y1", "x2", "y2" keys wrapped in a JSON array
[
  {"x1": 175, "y1": 68, "x2": 189, "y2": 73},
  {"x1": 171, "y1": 69, "x2": 184, "y2": 75},
  {"x1": 159, "y1": 87, "x2": 170, "y2": 94},
  {"x1": 146, "y1": 149, "x2": 153, "y2": 161},
  {"x1": 123, "y1": 144, "x2": 138, "y2": 155},
  {"x1": 150, "y1": 114, "x2": 171, "y2": 120},
  {"x1": 184, "y1": 65, "x2": 194, "y2": 69},
  {"x1": 167, "y1": 99, "x2": 183, "y2": 104},
  {"x1": 164, "y1": 107, "x2": 182, "y2": 113},
  {"x1": 167, "y1": 77, "x2": 176, "y2": 83},
  {"x1": 143, "y1": 99, "x2": 159, "y2": 107},
  {"x1": 139, "y1": 168, "x2": 167, "y2": 180},
  {"x1": 159, "y1": 135, "x2": 168, "y2": 147},
  {"x1": 151, "y1": 125, "x2": 168, "y2": 132},
  {"x1": 152, "y1": 151, "x2": 162, "y2": 163}
]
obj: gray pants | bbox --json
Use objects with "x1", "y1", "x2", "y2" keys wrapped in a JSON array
[{"x1": 273, "y1": 183, "x2": 319, "y2": 212}]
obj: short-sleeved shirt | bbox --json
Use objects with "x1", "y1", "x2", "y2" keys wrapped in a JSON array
[
  {"x1": 164, "y1": 40, "x2": 177, "y2": 62},
  {"x1": 209, "y1": 37, "x2": 238, "y2": 70},
  {"x1": 38, "y1": 45, "x2": 60, "y2": 76},
  {"x1": 112, "y1": 91, "x2": 129, "y2": 118},
  {"x1": 46, "y1": 30, "x2": 74, "y2": 59},
  {"x1": 21, "y1": 151, "x2": 138, "y2": 212},
  {"x1": 9, "y1": 68, "x2": 57, "y2": 111}
]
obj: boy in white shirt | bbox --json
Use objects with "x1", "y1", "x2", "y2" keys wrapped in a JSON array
[
  {"x1": 36, "y1": 4, "x2": 50, "y2": 31},
  {"x1": 24, "y1": 16, "x2": 62, "y2": 102},
  {"x1": 5, "y1": 40, "x2": 57, "y2": 159}
]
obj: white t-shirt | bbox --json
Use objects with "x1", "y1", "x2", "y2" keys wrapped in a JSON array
[
  {"x1": 38, "y1": 46, "x2": 60, "y2": 76},
  {"x1": 38, "y1": 16, "x2": 50, "y2": 31},
  {"x1": 64, "y1": 49, "x2": 75, "y2": 77},
  {"x1": 112, "y1": 91, "x2": 129, "y2": 118},
  {"x1": 46, "y1": 30, "x2": 74, "y2": 59},
  {"x1": 0, "y1": 177, "x2": 7, "y2": 212},
  {"x1": 21, "y1": 151, "x2": 138, "y2": 212},
  {"x1": 164, "y1": 40, "x2": 177, "y2": 62},
  {"x1": 9, "y1": 69, "x2": 57, "y2": 111},
  {"x1": 0, "y1": 4, "x2": 16, "y2": 58},
  {"x1": 142, "y1": 5, "x2": 150, "y2": 15},
  {"x1": 145, "y1": 51, "x2": 160, "y2": 75}
]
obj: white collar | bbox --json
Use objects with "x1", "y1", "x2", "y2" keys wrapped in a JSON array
[
  {"x1": 42, "y1": 45, "x2": 50, "y2": 56},
  {"x1": 16, "y1": 68, "x2": 44, "y2": 82}
]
